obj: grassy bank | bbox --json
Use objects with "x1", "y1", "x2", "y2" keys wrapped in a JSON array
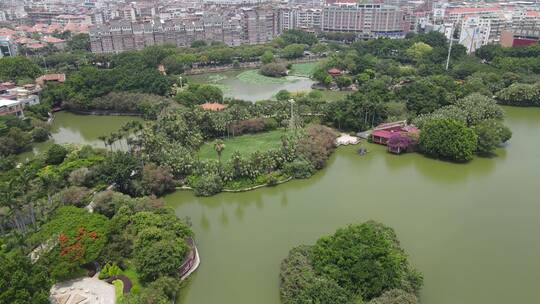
[
  {"x1": 198, "y1": 130, "x2": 287, "y2": 161},
  {"x1": 289, "y1": 62, "x2": 317, "y2": 77}
]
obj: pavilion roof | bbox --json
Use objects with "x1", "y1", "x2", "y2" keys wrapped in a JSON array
[{"x1": 199, "y1": 102, "x2": 228, "y2": 111}]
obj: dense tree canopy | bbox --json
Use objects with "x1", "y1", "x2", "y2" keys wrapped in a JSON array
[
  {"x1": 280, "y1": 246, "x2": 354, "y2": 304},
  {"x1": 0, "y1": 56, "x2": 42, "y2": 82},
  {"x1": 419, "y1": 119, "x2": 478, "y2": 162},
  {"x1": 279, "y1": 29, "x2": 318, "y2": 46},
  {"x1": 0, "y1": 250, "x2": 52, "y2": 304},
  {"x1": 312, "y1": 222, "x2": 423, "y2": 300},
  {"x1": 496, "y1": 83, "x2": 540, "y2": 106},
  {"x1": 33, "y1": 206, "x2": 109, "y2": 280},
  {"x1": 280, "y1": 221, "x2": 422, "y2": 304},
  {"x1": 260, "y1": 63, "x2": 288, "y2": 77}
]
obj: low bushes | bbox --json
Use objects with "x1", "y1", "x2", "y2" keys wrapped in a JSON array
[
  {"x1": 297, "y1": 125, "x2": 338, "y2": 169},
  {"x1": 191, "y1": 174, "x2": 223, "y2": 197},
  {"x1": 99, "y1": 263, "x2": 121, "y2": 279},
  {"x1": 228, "y1": 117, "x2": 278, "y2": 136},
  {"x1": 496, "y1": 83, "x2": 540, "y2": 106},
  {"x1": 283, "y1": 158, "x2": 315, "y2": 179}
]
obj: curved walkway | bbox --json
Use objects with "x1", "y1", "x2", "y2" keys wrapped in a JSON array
[{"x1": 179, "y1": 237, "x2": 201, "y2": 281}]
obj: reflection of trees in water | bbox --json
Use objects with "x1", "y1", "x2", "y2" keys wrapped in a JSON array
[
  {"x1": 220, "y1": 205, "x2": 229, "y2": 226},
  {"x1": 281, "y1": 193, "x2": 288, "y2": 207},
  {"x1": 200, "y1": 212, "x2": 210, "y2": 232},
  {"x1": 381, "y1": 148, "x2": 499, "y2": 184},
  {"x1": 235, "y1": 204, "x2": 244, "y2": 221}
]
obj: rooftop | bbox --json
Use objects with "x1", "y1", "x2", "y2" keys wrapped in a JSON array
[
  {"x1": 199, "y1": 102, "x2": 228, "y2": 111},
  {"x1": 36, "y1": 74, "x2": 66, "y2": 84},
  {"x1": 0, "y1": 99, "x2": 19, "y2": 107}
]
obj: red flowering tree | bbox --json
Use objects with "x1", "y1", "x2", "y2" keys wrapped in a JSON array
[{"x1": 33, "y1": 206, "x2": 109, "y2": 280}]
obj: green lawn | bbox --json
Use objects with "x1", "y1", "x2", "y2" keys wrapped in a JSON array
[
  {"x1": 113, "y1": 279, "x2": 124, "y2": 301},
  {"x1": 317, "y1": 89, "x2": 350, "y2": 102},
  {"x1": 289, "y1": 62, "x2": 318, "y2": 77},
  {"x1": 198, "y1": 130, "x2": 287, "y2": 161},
  {"x1": 237, "y1": 69, "x2": 295, "y2": 84}
]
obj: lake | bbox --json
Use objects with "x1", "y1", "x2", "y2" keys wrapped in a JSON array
[
  {"x1": 18, "y1": 112, "x2": 142, "y2": 161},
  {"x1": 187, "y1": 68, "x2": 316, "y2": 102},
  {"x1": 165, "y1": 106, "x2": 540, "y2": 304}
]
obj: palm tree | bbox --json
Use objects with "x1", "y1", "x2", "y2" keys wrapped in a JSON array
[
  {"x1": 106, "y1": 135, "x2": 115, "y2": 151},
  {"x1": 98, "y1": 135, "x2": 108, "y2": 150},
  {"x1": 214, "y1": 139, "x2": 226, "y2": 164},
  {"x1": 0, "y1": 178, "x2": 29, "y2": 234}
]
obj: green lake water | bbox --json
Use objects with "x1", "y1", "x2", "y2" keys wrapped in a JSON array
[
  {"x1": 19, "y1": 112, "x2": 142, "y2": 160},
  {"x1": 188, "y1": 69, "x2": 316, "y2": 102},
  {"x1": 164, "y1": 106, "x2": 540, "y2": 304}
]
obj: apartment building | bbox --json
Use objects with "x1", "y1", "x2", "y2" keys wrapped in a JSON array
[
  {"x1": 279, "y1": 7, "x2": 322, "y2": 33},
  {"x1": 0, "y1": 36, "x2": 17, "y2": 57},
  {"x1": 444, "y1": 6, "x2": 502, "y2": 24},
  {"x1": 459, "y1": 16, "x2": 492, "y2": 53},
  {"x1": 321, "y1": 4, "x2": 405, "y2": 38},
  {"x1": 511, "y1": 10, "x2": 540, "y2": 41},
  {"x1": 242, "y1": 8, "x2": 277, "y2": 44},
  {"x1": 90, "y1": 15, "x2": 250, "y2": 53}
]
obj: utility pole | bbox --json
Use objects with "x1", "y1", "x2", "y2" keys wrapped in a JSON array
[
  {"x1": 445, "y1": 24, "x2": 455, "y2": 71},
  {"x1": 446, "y1": 17, "x2": 461, "y2": 71},
  {"x1": 42, "y1": 56, "x2": 48, "y2": 72},
  {"x1": 288, "y1": 98, "x2": 295, "y2": 131}
]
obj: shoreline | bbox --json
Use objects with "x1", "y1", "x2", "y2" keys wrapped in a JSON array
[
  {"x1": 64, "y1": 109, "x2": 144, "y2": 117},
  {"x1": 175, "y1": 176, "x2": 295, "y2": 195}
]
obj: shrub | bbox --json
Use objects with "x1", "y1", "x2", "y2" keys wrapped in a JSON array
[
  {"x1": 228, "y1": 117, "x2": 278, "y2": 136},
  {"x1": 134, "y1": 235, "x2": 188, "y2": 283},
  {"x1": 0, "y1": 155, "x2": 16, "y2": 171},
  {"x1": 93, "y1": 190, "x2": 164, "y2": 218},
  {"x1": 454, "y1": 93, "x2": 504, "y2": 126},
  {"x1": 0, "y1": 127, "x2": 32, "y2": 156},
  {"x1": 99, "y1": 263, "x2": 121, "y2": 279},
  {"x1": 473, "y1": 119, "x2": 512, "y2": 155},
  {"x1": 58, "y1": 186, "x2": 91, "y2": 207},
  {"x1": 192, "y1": 173, "x2": 223, "y2": 196},
  {"x1": 369, "y1": 289, "x2": 418, "y2": 304},
  {"x1": 32, "y1": 127, "x2": 50, "y2": 142},
  {"x1": 141, "y1": 163, "x2": 175, "y2": 196},
  {"x1": 68, "y1": 167, "x2": 91, "y2": 186},
  {"x1": 45, "y1": 144, "x2": 68, "y2": 165},
  {"x1": 266, "y1": 172, "x2": 280, "y2": 186},
  {"x1": 261, "y1": 50, "x2": 274, "y2": 64},
  {"x1": 336, "y1": 76, "x2": 353, "y2": 89},
  {"x1": 283, "y1": 158, "x2": 315, "y2": 179},
  {"x1": 260, "y1": 63, "x2": 288, "y2": 77},
  {"x1": 496, "y1": 83, "x2": 540, "y2": 106},
  {"x1": 297, "y1": 125, "x2": 338, "y2": 169}
]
